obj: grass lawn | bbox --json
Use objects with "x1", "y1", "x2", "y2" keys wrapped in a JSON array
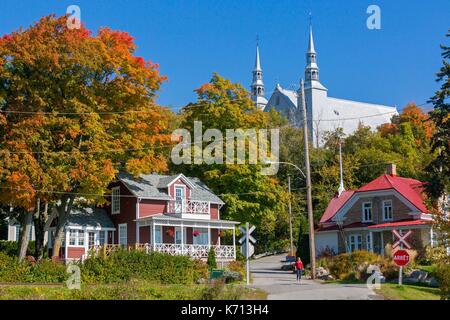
[
  {"x1": 376, "y1": 283, "x2": 441, "y2": 300},
  {"x1": 0, "y1": 281, "x2": 267, "y2": 300}
]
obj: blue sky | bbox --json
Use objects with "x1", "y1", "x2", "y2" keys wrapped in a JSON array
[{"x1": 1, "y1": 0, "x2": 449, "y2": 112}]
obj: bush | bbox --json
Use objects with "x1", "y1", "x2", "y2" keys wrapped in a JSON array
[
  {"x1": 328, "y1": 253, "x2": 353, "y2": 279},
  {"x1": 207, "y1": 248, "x2": 217, "y2": 270},
  {"x1": 192, "y1": 259, "x2": 209, "y2": 283},
  {"x1": 436, "y1": 262, "x2": 450, "y2": 300},
  {"x1": 80, "y1": 250, "x2": 196, "y2": 284},
  {"x1": 0, "y1": 240, "x2": 35, "y2": 257},
  {"x1": 223, "y1": 270, "x2": 242, "y2": 283},
  {"x1": 0, "y1": 252, "x2": 67, "y2": 283}
]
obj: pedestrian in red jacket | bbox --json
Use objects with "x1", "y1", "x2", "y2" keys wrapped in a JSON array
[{"x1": 295, "y1": 257, "x2": 304, "y2": 283}]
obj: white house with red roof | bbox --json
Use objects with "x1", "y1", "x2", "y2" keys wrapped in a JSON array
[{"x1": 315, "y1": 163, "x2": 434, "y2": 256}]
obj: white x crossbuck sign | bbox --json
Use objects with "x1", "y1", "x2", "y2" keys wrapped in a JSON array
[{"x1": 392, "y1": 230, "x2": 412, "y2": 249}]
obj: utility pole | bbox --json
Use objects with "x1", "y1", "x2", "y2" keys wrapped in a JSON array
[
  {"x1": 288, "y1": 175, "x2": 294, "y2": 256},
  {"x1": 300, "y1": 79, "x2": 316, "y2": 279}
]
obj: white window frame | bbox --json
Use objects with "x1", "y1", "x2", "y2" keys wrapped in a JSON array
[
  {"x1": 366, "y1": 233, "x2": 372, "y2": 251},
  {"x1": 348, "y1": 234, "x2": 362, "y2": 252},
  {"x1": 118, "y1": 223, "x2": 127, "y2": 247},
  {"x1": 193, "y1": 228, "x2": 208, "y2": 245},
  {"x1": 362, "y1": 202, "x2": 373, "y2": 222},
  {"x1": 175, "y1": 227, "x2": 182, "y2": 245},
  {"x1": 174, "y1": 185, "x2": 185, "y2": 200},
  {"x1": 68, "y1": 229, "x2": 85, "y2": 247},
  {"x1": 154, "y1": 225, "x2": 162, "y2": 244},
  {"x1": 112, "y1": 186, "x2": 120, "y2": 214},
  {"x1": 382, "y1": 200, "x2": 393, "y2": 221}
]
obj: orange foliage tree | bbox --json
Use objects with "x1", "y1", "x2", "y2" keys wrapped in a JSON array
[{"x1": 0, "y1": 15, "x2": 173, "y2": 259}]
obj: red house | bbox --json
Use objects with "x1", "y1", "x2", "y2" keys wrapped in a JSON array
[
  {"x1": 48, "y1": 173, "x2": 239, "y2": 261},
  {"x1": 315, "y1": 163, "x2": 435, "y2": 256}
]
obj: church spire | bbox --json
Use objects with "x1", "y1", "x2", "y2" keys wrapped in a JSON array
[
  {"x1": 251, "y1": 36, "x2": 267, "y2": 109},
  {"x1": 305, "y1": 24, "x2": 319, "y2": 82}
]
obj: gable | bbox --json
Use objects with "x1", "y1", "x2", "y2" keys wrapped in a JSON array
[{"x1": 332, "y1": 189, "x2": 422, "y2": 223}]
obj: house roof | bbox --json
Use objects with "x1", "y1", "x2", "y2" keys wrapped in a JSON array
[
  {"x1": 318, "y1": 174, "x2": 429, "y2": 224},
  {"x1": 357, "y1": 174, "x2": 428, "y2": 213},
  {"x1": 367, "y1": 219, "x2": 430, "y2": 229},
  {"x1": 117, "y1": 173, "x2": 225, "y2": 205},
  {"x1": 319, "y1": 190, "x2": 355, "y2": 223},
  {"x1": 67, "y1": 207, "x2": 115, "y2": 229}
]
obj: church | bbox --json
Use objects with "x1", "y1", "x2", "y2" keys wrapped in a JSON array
[{"x1": 250, "y1": 27, "x2": 398, "y2": 147}]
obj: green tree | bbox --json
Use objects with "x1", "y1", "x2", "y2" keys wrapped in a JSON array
[
  {"x1": 427, "y1": 30, "x2": 450, "y2": 200},
  {"x1": 176, "y1": 74, "x2": 289, "y2": 253},
  {"x1": 207, "y1": 247, "x2": 217, "y2": 270}
]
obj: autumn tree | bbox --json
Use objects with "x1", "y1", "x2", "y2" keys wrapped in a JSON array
[
  {"x1": 0, "y1": 15, "x2": 173, "y2": 259},
  {"x1": 176, "y1": 74, "x2": 289, "y2": 252}
]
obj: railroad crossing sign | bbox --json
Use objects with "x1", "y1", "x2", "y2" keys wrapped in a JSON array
[
  {"x1": 239, "y1": 225, "x2": 256, "y2": 245},
  {"x1": 239, "y1": 224, "x2": 256, "y2": 258},
  {"x1": 393, "y1": 249, "x2": 410, "y2": 267},
  {"x1": 239, "y1": 223, "x2": 256, "y2": 285},
  {"x1": 392, "y1": 230, "x2": 412, "y2": 249}
]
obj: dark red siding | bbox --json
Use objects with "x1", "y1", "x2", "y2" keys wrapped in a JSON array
[
  {"x1": 210, "y1": 204, "x2": 219, "y2": 220},
  {"x1": 139, "y1": 199, "x2": 166, "y2": 218},
  {"x1": 67, "y1": 247, "x2": 85, "y2": 259},
  {"x1": 106, "y1": 181, "x2": 137, "y2": 245}
]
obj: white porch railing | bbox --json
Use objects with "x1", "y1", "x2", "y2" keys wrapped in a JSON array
[
  {"x1": 167, "y1": 199, "x2": 210, "y2": 214},
  {"x1": 147, "y1": 243, "x2": 235, "y2": 260}
]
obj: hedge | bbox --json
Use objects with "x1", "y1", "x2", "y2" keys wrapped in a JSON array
[{"x1": 0, "y1": 250, "x2": 203, "y2": 285}]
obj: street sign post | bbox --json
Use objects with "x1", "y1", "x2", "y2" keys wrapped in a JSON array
[
  {"x1": 392, "y1": 230, "x2": 413, "y2": 286},
  {"x1": 239, "y1": 222, "x2": 256, "y2": 285}
]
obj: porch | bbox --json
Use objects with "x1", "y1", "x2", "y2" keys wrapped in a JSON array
[{"x1": 135, "y1": 214, "x2": 240, "y2": 261}]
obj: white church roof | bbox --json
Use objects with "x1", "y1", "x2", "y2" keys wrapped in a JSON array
[{"x1": 276, "y1": 85, "x2": 298, "y2": 107}]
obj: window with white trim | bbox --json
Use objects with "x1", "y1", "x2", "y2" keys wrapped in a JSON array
[
  {"x1": 193, "y1": 228, "x2": 208, "y2": 245},
  {"x1": 15, "y1": 225, "x2": 20, "y2": 242},
  {"x1": 112, "y1": 187, "x2": 120, "y2": 214},
  {"x1": 366, "y1": 233, "x2": 372, "y2": 251},
  {"x1": 383, "y1": 200, "x2": 393, "y2": 221},
  {"x1": 348, "y1": 234, "x2": 362, "y2": 252},
  {"x1": 175, "y1": 186, "x2": 184, "y2": 200},
  {"x1": 99, "y1": 231, "x2": 106, "y2": 245},
  {"x1": 362, "y1": 202, "x2": 373, "y2": 222},
  {"x1": 88, "y1": 232, "x2": 95, "y2": 248},
  {"x1": 119, "y1": 224, "x2": 127, "y2": 247},
  {"x1": 154, "y1": 226, "x2": 162, "y2": 244},
  {"x1": 175, "y1": 227, "x2": 182, "y2": 244},
  {"x1": 69, "y1": 229, "x2": 85, "y2": 246}
]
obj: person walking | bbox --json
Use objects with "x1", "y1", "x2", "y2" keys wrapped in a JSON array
[{"x1": 295, "y1": 257, "x2": 304, "y2": 284}]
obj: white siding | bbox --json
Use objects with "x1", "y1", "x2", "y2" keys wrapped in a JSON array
[{"x1": 315, "y1": 231, "x2": 339, "y2": 256}]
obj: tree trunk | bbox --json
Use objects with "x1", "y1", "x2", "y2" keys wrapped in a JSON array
[
  {"x1": 33, "y1": 200, "x2": 48, "y2": 260},
  {"x1": 52, "y1": 195, "x2": 74, "y2": 258},
  {"x1": 18, "y1": 211, "x2": 33, "y2": 261}
]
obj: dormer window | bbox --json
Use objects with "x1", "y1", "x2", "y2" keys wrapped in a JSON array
[
  {"x1": 175, "y1": 185, "x2": 185, "y2": 200},
  {"x1": 362, "y1": 202, "x2": 372, "y2": 222}
]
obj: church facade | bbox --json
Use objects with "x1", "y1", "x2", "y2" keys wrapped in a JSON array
[{"x1": 251, "y1": 27, "x2": 398, "y2": 147}]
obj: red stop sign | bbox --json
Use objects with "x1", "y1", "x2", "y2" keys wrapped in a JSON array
[{"x1": 393, "y1": 250, "x2": 410, "y2": 266}]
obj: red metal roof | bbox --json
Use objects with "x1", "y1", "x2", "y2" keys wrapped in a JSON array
[
  {"x1": 318, "y1": 174, "x2": 429, "y2": 225},
  {"x1": 367, "y1": 219, "x2": 430, "y2": 229},
  {"x1": 319, "y1": 190, "x2": 355, "y2": 223},
  {"x1": 357, "y1": 174, "x2": 428, "y2": 213}
]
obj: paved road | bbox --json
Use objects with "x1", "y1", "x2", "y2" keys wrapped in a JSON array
[{"x1": 250, "y1": 254, "x2": 383, "y2": 300}]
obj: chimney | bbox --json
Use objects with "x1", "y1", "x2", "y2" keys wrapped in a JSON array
[{"x1": 386, "y1": 163, "x2": 397, "y2": 176}]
